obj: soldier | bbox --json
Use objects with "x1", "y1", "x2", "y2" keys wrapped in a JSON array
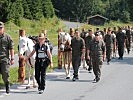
[
  {"x1": 125, "y1": 26, "x2": 132, "y2": 54},
  {"x1": 71, "y1": 29, "x2": 85, "y2": 81},
  {"x1": 85, "y1": 29, "x2": 95, "y2": 72},
  {"x1": 104, "y1": 27, "x2": 116, "y2": 65},
  {"x1": 87, "y1": 32, "x2": 106, "y2": 82},
  {"x1": 80, "y1": 28, "x2": 87, "y2": 40},
  {"x1": 116, "y1": 27, "x2": 126, "y2": 60},
  {"x1": 0, "y1": 22, "x2": 14, "y2": 94},
  {"x1": 69, "y1": 28, "x2": 75, "y2": 39}
]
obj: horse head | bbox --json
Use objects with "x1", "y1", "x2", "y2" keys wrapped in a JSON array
[
  {"x1": 19, "y1": 36, "x2": 35, "y2": 57},
  {"x1": 19, "y1": 36, "x2": 29, "y2": 56},
  {"x1": 59, "y1": 32, "x2": 71, "y2": 52}
]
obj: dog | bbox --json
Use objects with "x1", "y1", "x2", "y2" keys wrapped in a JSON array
[{"x1": 18, "y1": 56, "x2": 26, "y2": 84}]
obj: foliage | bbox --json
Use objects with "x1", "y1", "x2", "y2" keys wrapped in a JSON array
[
  {"x1": 52, "y1": 0, "x2": 132, "y2": 22},
  {"x1": 0, "y1": 0, "x2": 55, "y2": 23},
  {"x1": 4, "y1": 17, "x2": 63, "y2": 53}
]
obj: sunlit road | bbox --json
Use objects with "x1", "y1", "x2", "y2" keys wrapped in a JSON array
[{"x1": 1, "y1": 50, "x2": 133, "y2": 100}]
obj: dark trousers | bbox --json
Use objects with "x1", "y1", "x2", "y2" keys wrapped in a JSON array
[
  {"x1": 92, "y1": 57, "x2": 102, "y2": 79},
  {"x1": 118, "y1": 45, "x2": 124, "y2": 58},
  {"x1": 0, "y1": 61, "x2": 10, "y2": 84},
  {"x1": 72, "y1": 56, "x2": 81, "y2": 78},
  {"x1": 106, "y1": 47, "x2": 112, "y2": 62},
  {"x1": 35, "y1": 59, "x2": 48, "y2": 90},
  {"x1": 85, "y1": 50, "x2": 92, "y2": 70}
]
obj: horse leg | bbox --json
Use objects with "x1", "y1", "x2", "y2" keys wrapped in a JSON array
[
  {"x1": 32, "y1": 68, "x2": 37, "y2": 88},
  {"x1": 65, "y1": 51, "x2": 71, "y2": 79},
  {"x1": 25, "y1": 64, "x2": 31, "y2": 89},
  {"x1": 58, "y1": 50, "x2": 62, "y2": 69},
  {"x1": 66, "y1": 51, "x2": 71, "y2": 79}
]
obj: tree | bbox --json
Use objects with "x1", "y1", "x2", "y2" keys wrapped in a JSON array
[
  {"x1": 22, "y1": 0, "x2": 32, "y2": 19},
  {"x1": 42, "y1": 0, "x2": 55, "y2": 18},
  {"x1": 7, "y1": 0, "x2": 24, "y2": 25},
  {"x1": 0, "y1": 0, "x2": 10, "y2": 22},
  {"x1": 30, "y1": 0, "x2": 43, "y2": 20},
  {"x1": 127, "y1": 0, "x2": 133, "y2": 21}
]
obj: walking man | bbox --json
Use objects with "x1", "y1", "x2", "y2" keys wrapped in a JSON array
[
  {"x1": 85, "y1": 29, "x2": 95, "y2": 72},
  {"x1": 87, "y1": 32, "x2": 106, "y2": 82},
  {"x1": 104, "y1": 27, "x2": 116, "y2": 64},
  {"x1": 71, "y1": 29, "x2": 85, "y2": 81},
  {"x1": 116, "y1": 27, "x2": 126, "y2": 60},
  {"x1": 0, "y1": 22, "x2": 14, "y2": 94}
]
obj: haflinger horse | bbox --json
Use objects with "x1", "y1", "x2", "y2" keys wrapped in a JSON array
[
  {"x1": 58, "y1": 32, "x2": 72, "y2": 79},
  {"x1": 18, "y1": 36, "x2": 37, "y2": 88}
]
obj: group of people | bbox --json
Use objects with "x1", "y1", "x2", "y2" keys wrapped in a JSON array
[
  {"x1": 0, "y1": 20, "x2": 133, "y2": 94},
  {"x1": 67, "y1": 26, "x2": 133, "y2": 83},
  {"x1": 0, "y1": 22, "x2": 53, "y2": 94}
]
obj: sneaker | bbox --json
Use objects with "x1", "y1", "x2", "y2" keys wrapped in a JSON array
[
  {"x1": 38, "y1": 90, "x2": 44, "y2": 94},
  {"x1": 95, "y1": 77, "x2": 100, "y2": 83},
  {"x1": 107, "y1": 62, "x2": 110, "y2": 65},
  {"x1": 72, "y1": 77, "x2": 76, "y2": 81},
  {"x1": 72, "y1": 77, "x2": 79, "y2": 81},
  {"x1": 88, "y1": 67, "x2": 92, "y2": 73}
]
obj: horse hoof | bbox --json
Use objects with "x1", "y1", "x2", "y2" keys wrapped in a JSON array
[
  {"x1": 33, "y1": 85, "x2": 37, "y2": 88},
  {"x1": 66, "y1": 77, "x2": 70, "y2": 79},
  {"x1": 26, "y1": 86, "x2": 30, "y2": 89}
]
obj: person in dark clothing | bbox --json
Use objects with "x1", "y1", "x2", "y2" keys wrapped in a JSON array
[
  {"x1": 125, "y1": 26, "x2": 132, "y2": 54},
  {"x1": 116, "y1": 27, "x2": 126, "y2": 60},
  {"x1": 104, "y1": 27, "x2": 116, "y2": 65},
  {"x1": 85, "y1": 29, "x2": 95, "y2": 72},
  {"x1": 26, "y1": 33, "x2": 52, "y2": 94},
  {"x1": 71, "y1": 29, "x2": 85, "y2": 81}
]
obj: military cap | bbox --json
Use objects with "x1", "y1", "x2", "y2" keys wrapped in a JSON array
[{"x1": 0, "y1": 22, "x2": 4, "y2": 28}]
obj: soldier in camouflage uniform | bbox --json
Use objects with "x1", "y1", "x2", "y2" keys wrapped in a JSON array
[
  {"x1": 87, "y1": 32, "x2": 106, "y2": 82},
  {"x1": 0, "y1": 22, "x2": 14, "y2": 94},
  {"x1": 85, "y1": 29, "x2": 95, "y2": 72},
  {"x1": 71, "y1": 29, "x2": 85, "y2": 81},
  {"x1": 125, "y1": 26, "x2": 132, "y2": 54},
  {"x1": 104, "y1": 27, "x2": 116, "y2": 65}
]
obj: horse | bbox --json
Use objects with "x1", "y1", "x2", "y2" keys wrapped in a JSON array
[
  {"x1": 58, "y1": 32, "x2": 72, "y2": 79},
  {"x1": 18, "y1": 36, "x2": 37, "y2": 88}
]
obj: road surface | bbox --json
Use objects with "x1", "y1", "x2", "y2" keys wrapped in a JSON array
[{"x1": 1, "y1": 51, "x2": 133, "y2": 100}]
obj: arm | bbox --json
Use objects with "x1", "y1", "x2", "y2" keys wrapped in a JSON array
[
  {"x1": 10, "y1": 49, "x2": 14, "y2": 65},
  {"x1": 26, "y1": 50, "x2": 36, "y2": 60}
]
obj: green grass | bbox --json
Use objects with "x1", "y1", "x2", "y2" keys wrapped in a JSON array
[
  {"x1": 0, "y1": 55, "x2": 58, "y2": 87},
  {"x1": 0, "y1": 17, "x2": 62, "y2": 87},
  {"x1": 5, "y1": 17, "x2": 64, "y2": 53}
]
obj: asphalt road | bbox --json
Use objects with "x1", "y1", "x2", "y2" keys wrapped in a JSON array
[{"x1": 1, "y1": 50, "x2": 133, "y2": 100}]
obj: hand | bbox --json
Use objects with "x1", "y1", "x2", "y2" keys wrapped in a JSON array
[
  {"x1": 103, "y1": 55, "x2": 106, "y2": 61},
  {"x1": 10, "y1": 59, "x2": 14, "y2": 65},
  {"x1": 25, "y1": 57, "x2": 29, "y2": 62},
  {"x1": 50, "y1": 62, "x2": 53, "y2": 68},
  {"x1": 81, "y1": 55, "x2": 85, "y2": 60},
  {"x1": 87, "y1": 55, "x2": 90, "y2": 60}
]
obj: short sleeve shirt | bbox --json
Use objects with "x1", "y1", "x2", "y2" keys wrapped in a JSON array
[
  {"x1": 0, "y1": 33, "x2": 14, "y2": 61},
  {"x1": 71, "y1": 37, "x2": 85, "y2": 57}
]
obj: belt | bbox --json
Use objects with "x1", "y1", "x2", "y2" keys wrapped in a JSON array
[{"x1": 37, "y1": 58, "x2": 46, "y2": 62}]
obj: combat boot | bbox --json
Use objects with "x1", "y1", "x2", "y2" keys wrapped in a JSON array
[{"x1": 5, "y1": 83, "x2": 10, "y2": 94}]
